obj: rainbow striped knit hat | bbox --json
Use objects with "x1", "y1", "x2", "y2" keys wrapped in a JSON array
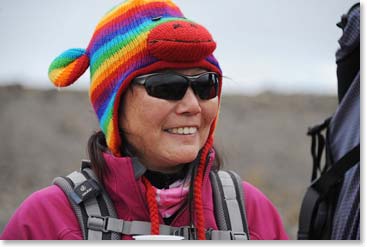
[{"x1": 48, "y1": 0, "x2": 222, "y2": 157}]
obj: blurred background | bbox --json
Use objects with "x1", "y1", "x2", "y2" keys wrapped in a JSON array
[{"x1": 0, "y1": 0, "x2": 359, "y2": 239}]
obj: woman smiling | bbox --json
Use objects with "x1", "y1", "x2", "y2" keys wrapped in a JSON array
[{"x1": 1, "y1": 0, "x2": 288, "y2": 240}]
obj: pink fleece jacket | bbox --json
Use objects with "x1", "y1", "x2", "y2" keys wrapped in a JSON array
[{"x1": 1, "y1": 152, "x2": 289, "y2": 240}]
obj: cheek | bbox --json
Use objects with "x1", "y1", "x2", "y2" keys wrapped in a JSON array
[
  {"x1": 137, "y1": 95, "x2": 174, "y2": 129},
  {"x1": 200, "y1": 98, "x2": 219, "y2": 144},
  {"x1": 119, "y1": 90, "x2": 151, "y2": 143},
  {"x1": 203, "y1": 98, "x2": 219, "y2": 125},
  {"x1": 121, "y1": 90, "x2": 173, "y2": 142}
]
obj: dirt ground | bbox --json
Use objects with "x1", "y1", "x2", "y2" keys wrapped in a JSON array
[{"x1": 0, "y1": 85, "x2": 337, "y2": 239}]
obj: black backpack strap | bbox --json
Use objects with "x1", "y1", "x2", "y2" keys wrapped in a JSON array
[
  {"x1": 307, "y1": 117, "x2": 332, "y2": 181},
  {"x1": 297, "y1": 144, "x2": 360, "y2": 239},
  {"x1": 210, "y1": 170, "x2": 249, "y2": 240},
  {"x1": 313, "y1": 144, "x2": 359, "y2": 194}
]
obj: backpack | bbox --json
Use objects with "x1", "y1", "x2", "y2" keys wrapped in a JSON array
[
  {"x1": 53, "y1": 160, "x2": 250, "y2": 240},
  {"x1": 297, "y1": 3, "x2": 360, "y2": 240}
]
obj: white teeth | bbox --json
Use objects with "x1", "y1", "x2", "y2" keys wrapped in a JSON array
[{"x1": 166, "y1": 127, "x2": 197, "y2": 135}]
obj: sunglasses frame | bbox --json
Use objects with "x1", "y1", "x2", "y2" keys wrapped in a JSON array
[{"x1": 132, "y1": 72, "x2": 219, "y2": 100}]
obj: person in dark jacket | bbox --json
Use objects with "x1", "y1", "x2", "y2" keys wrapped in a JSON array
[
  {"x1": 331, "y1": 3, "x2": 360, "y2": 240},
  {"x1": 297, "y1": 3, "x2": 360, "y2": 240}
]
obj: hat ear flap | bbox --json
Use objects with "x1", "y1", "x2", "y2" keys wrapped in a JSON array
[{"x1": 48, "y1": 48, "x2": 90, "y2": 87}]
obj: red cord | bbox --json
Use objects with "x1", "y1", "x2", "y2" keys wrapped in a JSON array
[
  {"x1": 142, "y1": 136, "x2": 213, "y2": 239},
  {"x1": 142, "y1": 176, "x2": 160, "y2": 235},
  {"x1": 193, "y1": 137, "x2": 213, "y2": 240}
]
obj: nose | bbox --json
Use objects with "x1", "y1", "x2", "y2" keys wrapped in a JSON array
[{"x1": 175, "y1": 87, "x2": 201, "y2": 115}]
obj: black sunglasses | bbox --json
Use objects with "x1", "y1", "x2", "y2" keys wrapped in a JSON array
[{"x1": 132, "y1": 72, "x2": 219, "y2": 100}]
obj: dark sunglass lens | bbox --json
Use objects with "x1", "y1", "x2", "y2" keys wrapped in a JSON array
[
  {"x1": 192, "y1": 73, "x2": 219, "y2": 100},
  {"x1": 145, "y1": 74, "x2": 188, "y2": 100}
]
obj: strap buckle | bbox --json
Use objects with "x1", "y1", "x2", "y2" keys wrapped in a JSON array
[
  {"x1": 173, "y1": 226, "x2": 197, "y2": 240},
  {"x1": 231, "y1": 232, "x2": 248, "y2": 240},
  {"x1": 87, "y1": 215, "x2": 109, "y2": 233}
]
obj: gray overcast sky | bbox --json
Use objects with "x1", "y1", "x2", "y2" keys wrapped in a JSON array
[{"x1": 0, "y1": 0, "x2": 359, "y2": 94}]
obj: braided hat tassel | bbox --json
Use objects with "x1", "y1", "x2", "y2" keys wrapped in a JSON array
[
  {"x1": 193, "y1": 137, "x2": 214, "y2": 240},
  {"x1": 142, "y1": 177, "x2": 160, "y2": 235},
  {"x1": 141, "y1": 137, "x2": 213, "y2": 239}
]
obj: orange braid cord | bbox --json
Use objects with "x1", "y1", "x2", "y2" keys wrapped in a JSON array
[
  {"x1": 193, "y1": 137, "x2": 214, "y2": 240},
  {"x1": 142, "y1": 176, "x2": 160, "y2": 235}
]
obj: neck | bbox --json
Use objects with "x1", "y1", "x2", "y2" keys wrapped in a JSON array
[{"x1": 144, "y1": 165, "x2": 190, "y2": 189}]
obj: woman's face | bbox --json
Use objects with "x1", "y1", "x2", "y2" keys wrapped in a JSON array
[{"x1": 120, "y1": 68, "x2": 219, "y2": 173}]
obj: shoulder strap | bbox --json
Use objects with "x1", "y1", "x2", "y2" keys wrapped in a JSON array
[
  {"x1": 53, "y1": 161, "x2": 251, "y2": 240},
  {"x1": 210, "y1": 170, "x2": 250, "y2": 240},
  {"x1": 52, "y1": 160, "x2": 121, "y2": 240},
  {"x1": 312, "y1": 144, "x2": 359, "y2": 194},
  {"x1": 297, "y1": 144, "x2": 360, "y2": 239}
]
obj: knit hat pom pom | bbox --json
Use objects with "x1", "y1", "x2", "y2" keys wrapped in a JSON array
[{"x1": 48, "y1": 48, "x2": 90, "y2": 87}]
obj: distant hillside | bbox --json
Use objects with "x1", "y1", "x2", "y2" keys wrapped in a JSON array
[{"x1": 0, "y1": 85, "x2": 337, "y2": 239}]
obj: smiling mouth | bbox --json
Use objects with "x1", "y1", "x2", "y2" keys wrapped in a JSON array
[{"x1": 164, "y1": 127, "x2": 198, "y2": 135}]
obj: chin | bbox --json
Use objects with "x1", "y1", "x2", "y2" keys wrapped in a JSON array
[{"x1": 168, "y1": 148, "x2": 199, "y2": 164}]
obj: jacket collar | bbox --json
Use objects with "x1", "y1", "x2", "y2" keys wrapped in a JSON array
[{"x1": 101, "y1": 150, "x2": 216, "y2": 222}]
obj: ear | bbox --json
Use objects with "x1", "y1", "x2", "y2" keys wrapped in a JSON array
[{"x1": 48, "y1": 48, "x2": 90, "y2": 87}]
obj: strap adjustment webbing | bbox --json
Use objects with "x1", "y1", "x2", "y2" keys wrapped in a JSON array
[
  {"x1": 88, "y1": 215, "x2": 174, "y2": 236},
  {"x1": 87, "y1": 215, "x2": 247, "y2": 240},
  {"x1": 172, "y1": 226, "x2": 197, "y2": 240}
]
